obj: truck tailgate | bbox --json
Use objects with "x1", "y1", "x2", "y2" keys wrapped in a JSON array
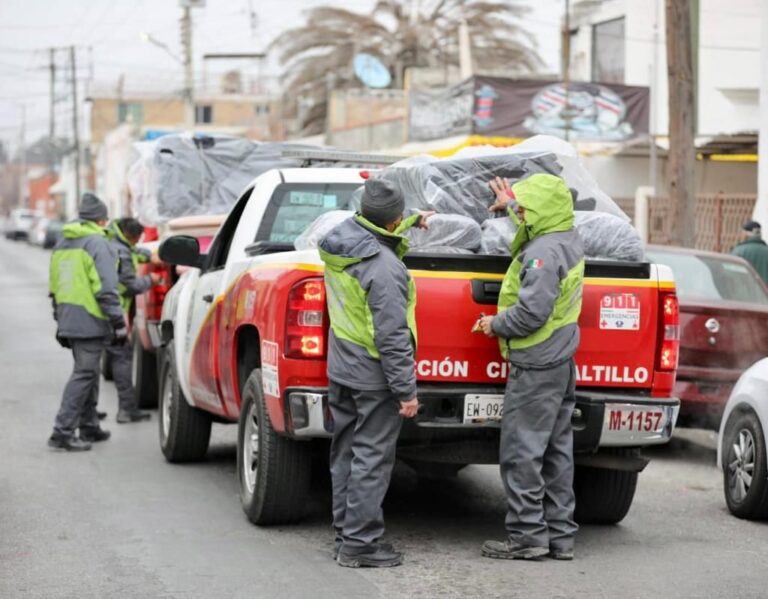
[{"x1": 407, "y1": 256, "x2": 668, "y2": 391}]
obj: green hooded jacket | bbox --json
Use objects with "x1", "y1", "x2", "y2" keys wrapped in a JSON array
[
  {"x1": 492, "y1": 173, "x2": 585, "y2": 368},
  {"x1": 49, "y1": 220, "x2": 125, "y2": 339},
  {"x1": 319, "y1": 213, "x2": 420, "y2": 402},
  {"x1": 106, "y1": 221, "x2": 152, "y2": 312}
]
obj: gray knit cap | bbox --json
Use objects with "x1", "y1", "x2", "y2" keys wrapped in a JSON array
[
  {"x1": 78, "y1": 192, "x2": 108, "y2": 222},
  {"x1": 361, "y1": 178, "x2": 405, "y2": 228}
]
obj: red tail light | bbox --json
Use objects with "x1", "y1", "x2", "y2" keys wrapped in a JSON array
[
  {"x1": 656, "y1": 292, "x2": 680, "y2": 371},
  {"x1": 285, "y1": 278, "x2": 327, "y2": 359},
  {"x1": 146, "y1": 264, "x2": 173, "y2": 321}
]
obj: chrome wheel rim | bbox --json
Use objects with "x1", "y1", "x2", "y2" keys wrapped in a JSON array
[
  {"x1": 727, "y1": 429, "x2": 755, "y2": 503},
  {"x1": 243, "y1": 400, "x2": 259, "y2": 495},
  {"x1": 161, "y1": 370, "x2": 173, "y2": 441}
]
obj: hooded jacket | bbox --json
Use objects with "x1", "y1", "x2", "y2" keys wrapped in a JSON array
[
  {"x1": 492, "y1": 173, "x2": 585, "y2": 369},
  {"x1": 106, "y1": 221, "x2": 152, "y2": 311},
  {"x1": 731, "y1": 237, "x2": 768, "y2": 284},
  {"x1": 49, "y1": 220, "x2": 125, "y2": 338},
  {"x1": 319, "y1": 214, "x2": 420, "y2": 402}
]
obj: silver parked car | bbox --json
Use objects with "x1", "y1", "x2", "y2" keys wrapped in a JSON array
[{"x1": 718, "y1": 357, "x2": 768, "y2": 519}]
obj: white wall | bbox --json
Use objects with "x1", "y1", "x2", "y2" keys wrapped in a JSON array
[
  {"x1": 755, "y1": 0, "x2": 768, "y2": 227},
  {"x1": 570, "y1": 0, "x2": 761, "y2": 137}
]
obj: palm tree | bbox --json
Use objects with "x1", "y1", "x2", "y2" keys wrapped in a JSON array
[{"x1": 270, "y1": 0, "x2": 543, "y2": 134}]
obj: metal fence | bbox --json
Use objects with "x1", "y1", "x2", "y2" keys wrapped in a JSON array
[{"x1": 614, "y1": 194, "x2": 757, "y2": 253}]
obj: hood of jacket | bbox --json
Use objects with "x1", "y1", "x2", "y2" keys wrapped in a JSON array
[
  {"x1": 319, "y1": 214, "x2": 415, "y2": 271},
  {"x1": 508, "y1": 173, "x2": 574, "y2": 256},
  {"x1": 62, "y1": 220, "x2": 107, "y2": 240},
  {"x1": 106, "y1": 220, "x2": 136, "y2": 250}
]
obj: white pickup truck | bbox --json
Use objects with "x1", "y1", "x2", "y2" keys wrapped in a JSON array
[{"x1": 157, "y1": 149, "x2": 680, "y2": 526}]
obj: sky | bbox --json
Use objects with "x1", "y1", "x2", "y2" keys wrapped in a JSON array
[{"x1": 0, "y1": 0, "x2": 564, "y2": 151}]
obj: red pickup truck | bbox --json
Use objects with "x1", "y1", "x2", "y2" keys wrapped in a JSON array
[{"x1": 157, "y1": 158, "x2": 680, "y2": 528}]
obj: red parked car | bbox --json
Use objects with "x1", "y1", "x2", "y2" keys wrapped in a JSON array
[{"x1": 646, "y1": 245, "x2": 768, "y2": 429}]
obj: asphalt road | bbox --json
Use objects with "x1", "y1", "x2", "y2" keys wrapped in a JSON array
[{"x1": 1, "y1": 237, "x2": 767, "y2": 599}]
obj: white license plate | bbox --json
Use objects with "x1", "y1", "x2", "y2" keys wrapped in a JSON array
[
  {"x1": 463, "y1": 394, "x2": 504, "y2": 423},
  {"x1": 606, "y1": 406, "x2": 665, "y2": 433}
]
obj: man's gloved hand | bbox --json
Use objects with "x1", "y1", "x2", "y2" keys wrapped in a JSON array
[
  {"x1": 111, "y1": 327, "x2": 128, "y2": 345},
  {"x1": 55, "y1": 333, "x2": 71, "y2": 349}
]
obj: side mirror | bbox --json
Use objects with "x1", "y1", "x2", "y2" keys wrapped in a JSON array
[{"x1": 159, "y1": 235, "x2": 203, "y2": 268}]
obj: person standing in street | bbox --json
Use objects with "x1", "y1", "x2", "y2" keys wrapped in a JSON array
[
  {"x1": 731, "y1": 220, "x2": 768, "y2": 284},
  {"x1": 106, "y1": 217, "x2": 160, "y2": 423},
  {"x1": 477, "y1": 174, "x2": 585, "y2": 561},
  {"x1": 48, "y1": 193, "x2": 127, "y2": 451},
  {"x1": 318, "y1": 178, "x2": 431, "y2": 568}
]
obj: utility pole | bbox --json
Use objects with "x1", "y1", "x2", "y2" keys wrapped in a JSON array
[
  {"x1": 49, "y1": 48, "x2": 56, "y2": 145},
  {"x1": 665, "y1": 0, "x2": 696, "y2": 247},
  {"x1": 18, "y1": 104, "x2": 26, "y2": 208},
  {"x1": 561, "y1": 0, "x2": 571, "y2": 142},
  {"x1": 70, "y1": 45, "x2": 81, "y2": 203},
  {"x1": 180, "y1": 5, "x2": 195, "y2": 129}
]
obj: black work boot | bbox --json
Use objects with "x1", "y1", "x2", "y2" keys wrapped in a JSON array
[
  {"x1": 48, "y1": 434, "x2": 92, "y2": 452},
  {"x1": 337, "y1": 544, "x2": 403, "y2": 568},
  {"x1": 97, "y1": 411, "x2": 107, "y2": 420},
  {"x1": 481, "y1": 539, "x2": 549, "y2": 560},
  {"x1": 116, "y1": 410, "x2": 151, "y2": 424},
  {"x1": 79, "y1": 427, "x2": 111, "y2": 442},
  {"x1": 333, "y1": 539, "x2": 394, "y2": 560}
]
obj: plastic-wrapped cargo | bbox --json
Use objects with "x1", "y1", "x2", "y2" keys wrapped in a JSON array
[
  {"x1": 128, "y1": 134, "x2": 320, "y2": 226},
  {"x1": 480, "y1": 216, "x2": 518, "y2": 256},
  {"x1": 294, "y1": 210, "x2": 354, "y2": 251},
  {"x1": 379, "y1": 135, "x2": 628, "y2": 224},
  {"x1": 574, "y1": 211, "x2": 644, "y2": 261},
  {"x1": 404, "y1": 213, "x2": 481, "y2": 253}
]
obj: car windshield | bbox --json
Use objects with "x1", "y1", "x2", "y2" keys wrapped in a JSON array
[
  {"x1": 256, "y1": 183, "x2": 361, "y2": 243},
  {"x1": 647, "y1": 250, "x2": 768, "y2": 305}
]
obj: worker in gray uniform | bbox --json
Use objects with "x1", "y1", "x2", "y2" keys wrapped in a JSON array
[
  {"x1": 478, "y1": 173, "x2": 585, "y2": 561},
  {"x1": 319, "y1": 178, "x2": 431, "y2": 568},
  {"x1": 106, "y1": 217, "x2": 160, "y2": 423},
  {"x1": 48, "y1": 193, "x2": 126, "y2": 451}
]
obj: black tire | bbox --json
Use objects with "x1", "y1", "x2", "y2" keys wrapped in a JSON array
[
  {"x1": 158, "y1": 345, "x2": 212, "y2": 463},
  {"x1": 101, "y1": 350, "x2": 114, "y2": 381},
  {"x1": 237, "y1": 369, "x2": 312, "y2": 525},
  {"x1": 132, "y1": 329, "x2": 158, "y2": 409},
  {"x1": 574, "y1": 464, "x2": 638, "y2": 525},
  {"x1": 722, "y1": 408, "x2": 768, "y2": 520}
]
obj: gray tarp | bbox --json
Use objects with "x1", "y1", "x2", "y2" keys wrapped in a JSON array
[{"x1": 128, "y1": 134, "x2": 319, "y2": 226}]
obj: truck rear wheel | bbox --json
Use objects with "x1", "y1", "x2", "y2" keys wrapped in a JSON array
[
  {"x1": 573, "y1": 464, "x2": 638, "y2": 524},
  {"x1": 132, "y1": 328, "x2": 158, "y2": 409},
  {"x1": 237, "y1": 369, "x2": 312, "y2": 525},
  {"x1": 158, "y1": 346, "x2": 211, "y2": 463}
]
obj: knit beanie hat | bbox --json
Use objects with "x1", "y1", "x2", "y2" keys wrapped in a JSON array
[
  {"x1": 78, "y1": 192, "x2": 108, "y2": 222},
  {"x1": 360, "y1": 178, "x2": 405, "y2": 228}
]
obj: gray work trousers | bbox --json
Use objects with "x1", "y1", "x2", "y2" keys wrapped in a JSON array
[
  {"x1": 328, "y1": 381, "x2": 402, "y2": 550},
  {"x1": 105, "y1": 341, "x2": 138, "y2": 414},
  {"x1": 500, "y1": 359, "x2": 578, "y2": 551},
  {"x1": 53, "y1": 338, "x2": 106, "y2": 437}
]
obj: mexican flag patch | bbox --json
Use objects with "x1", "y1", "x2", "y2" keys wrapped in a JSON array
[{"x1": 527, "y1": 258, "x2": 544, "y2": 269}]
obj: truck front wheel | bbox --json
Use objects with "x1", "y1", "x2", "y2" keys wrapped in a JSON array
[
  {"x1": 237, "y1": 369, "x2": 312, "y2": 525},
  {"x1": 158, "y1": 346, "x2": 211, "y2": 462},
  {"x1": 573, "y1": 465, "x2": 638, "y2": 524}
]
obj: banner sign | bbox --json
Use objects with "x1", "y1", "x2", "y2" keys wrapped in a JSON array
[
  {"x1": 408, "y1": 76, "x2": 650, "y2": 143},
  {"x1": 472, "y1": 77, "x2": 649, "y2": 142}
]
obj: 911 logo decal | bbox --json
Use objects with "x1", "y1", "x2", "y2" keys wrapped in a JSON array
[
  {"x1": 261, "y1": 341, "x2": 280, "y2": 397},
  {"x1": 599, "y1": 293, "x2": 640, "y2": 330}
]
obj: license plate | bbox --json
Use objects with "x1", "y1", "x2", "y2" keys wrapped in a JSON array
[
  {"x1": 606, "y1": 406, "x2": 665, "y2": 433},
  {"x1": 463, "y1": 394, "x2": 504, "y2": 423}
]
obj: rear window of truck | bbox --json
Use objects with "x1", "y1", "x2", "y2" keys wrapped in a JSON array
[
  {"x1": 256, "y1": 183, "x2": 361, "y2": 243},
  {"x1": 647, "y1": 250, "x2": 768, "y2": 305}
]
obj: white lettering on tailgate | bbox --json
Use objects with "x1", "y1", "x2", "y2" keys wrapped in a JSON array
[
  {"x1": 577, "y1": 365, "x2": 649, "y2": 384},
  {"x1": 416, "y1": 358, "x2": 469, "y2": 378}
]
